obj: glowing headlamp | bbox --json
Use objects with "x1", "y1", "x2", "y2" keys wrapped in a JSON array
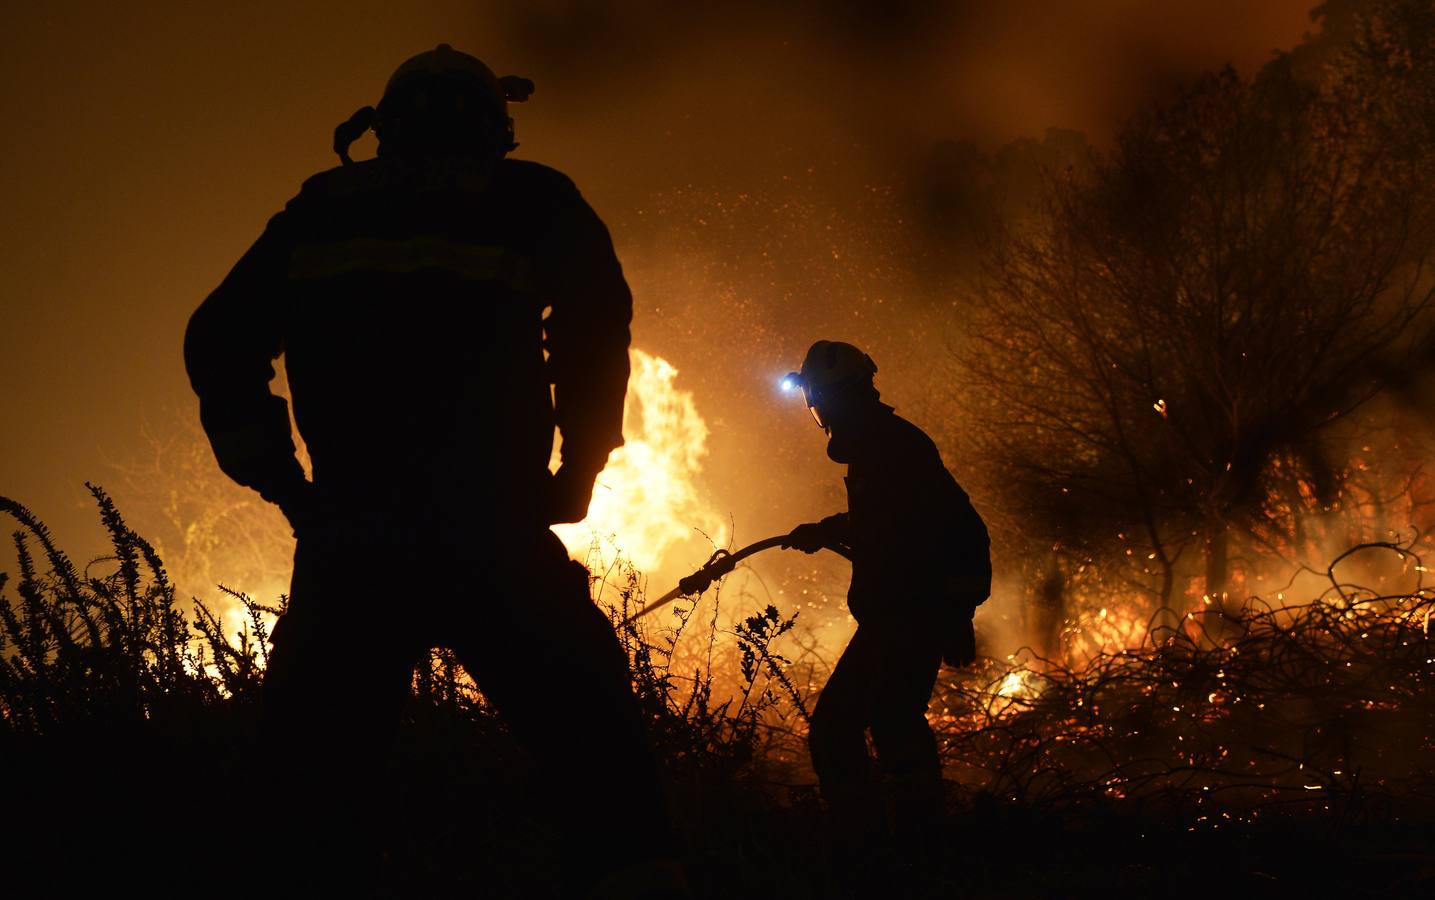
[{"x1": 780, "y1": 371, "x2": 829, "y2": 429}]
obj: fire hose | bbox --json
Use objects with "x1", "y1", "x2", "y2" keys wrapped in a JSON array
[{"x1": 622, "y1": 533, "x2": 853, "y2": 624}]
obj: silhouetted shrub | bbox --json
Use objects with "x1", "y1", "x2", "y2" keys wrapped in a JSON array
[{"x1": 7, "y1": 490, "x2": 1435, "y2": 896}]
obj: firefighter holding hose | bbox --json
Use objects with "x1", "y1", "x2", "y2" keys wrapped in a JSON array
[
  {"x1": 780, "y1": 340, "x2": 991, "y2": 867},
  {"x1": 185, "y1": 45, "x2": 684, "y2": 897}
]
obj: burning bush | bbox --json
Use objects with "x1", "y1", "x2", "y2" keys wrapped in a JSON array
[{"x1": 938, "y1": 538, "x2": 1435, "y2": 829}]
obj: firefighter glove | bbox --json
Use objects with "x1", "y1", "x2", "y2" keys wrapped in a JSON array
[
  {"x1": 943, "y1": 614, "x2": 977, "y2": 667},
  {"x1": 547, "y1": 463, "x2": 597, "y2": 525},
  {"x1": 781, "y1": 522, "x2": 830, "y2": 554},
  {"x1": 263, "y1": 479, "x2": 319, "y2": 537}
]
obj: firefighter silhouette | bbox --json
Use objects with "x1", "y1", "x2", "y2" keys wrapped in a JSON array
[
  {"x1": 781, "y1": 340, "x2": 991, "y2": 869},
  {"x1": 185, "y1": 45, "x2": 686, "y2": 897}
]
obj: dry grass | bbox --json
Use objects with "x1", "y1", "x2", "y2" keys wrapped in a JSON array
[{"x1": 4, "y1": 489, "x2": 1435, "y2": 897}]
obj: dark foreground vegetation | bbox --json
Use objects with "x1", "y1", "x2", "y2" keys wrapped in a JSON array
[{"x1": 4, "y1": 488, "x2": 1435, "y2": 898}]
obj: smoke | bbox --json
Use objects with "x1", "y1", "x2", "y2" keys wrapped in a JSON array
[
  {"x1": 469, "y1": 0, "x2": 1340, "y2": 644},
  {"x1": 492, "y1": 0, "x2": 1319, "y2": 191}
]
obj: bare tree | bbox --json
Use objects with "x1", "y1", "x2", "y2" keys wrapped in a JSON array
[{"x1": 965, "y1": 18, "x2": 1435, "y2": 612}]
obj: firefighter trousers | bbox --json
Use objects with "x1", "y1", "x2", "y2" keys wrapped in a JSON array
[
  {"x1": 808, "y1": 618, "x2": 945, "y2": 850},
  {"x1": 260, "y1": 523, "x2": 671, "y2": 891}
]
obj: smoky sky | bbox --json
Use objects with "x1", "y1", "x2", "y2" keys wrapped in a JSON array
[
  {"x1": 1, "y1": 0, "x2": 1324, "y2": 561},
  {"x1": 498, "y1": 0, "x2": 1321, "y2": 191}
]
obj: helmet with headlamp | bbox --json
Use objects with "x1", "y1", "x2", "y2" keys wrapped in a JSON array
[{"x1": 782, "y1": 340, "x2": 878, "y2": 430}]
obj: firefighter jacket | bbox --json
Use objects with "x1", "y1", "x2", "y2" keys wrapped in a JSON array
[
  {"x1": 184, "y1": 156, "x2": 632, "y2": 524},
  {"x1": 823, "y1": 405, "x2": 991, "y2": 625}
]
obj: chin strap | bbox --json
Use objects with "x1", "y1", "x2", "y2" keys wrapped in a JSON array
[{"x1": 333, "y1": 106, "x2": 377, "y2": 166}]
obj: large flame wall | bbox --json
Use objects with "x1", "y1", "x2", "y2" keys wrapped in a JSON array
[{"x1": 552, "y1": 349, "x2": 728, "y2": 582}]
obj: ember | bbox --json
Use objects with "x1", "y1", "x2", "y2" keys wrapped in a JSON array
[{"x1": 936, "y1": 539, "x2": 1435, "y2": 827}]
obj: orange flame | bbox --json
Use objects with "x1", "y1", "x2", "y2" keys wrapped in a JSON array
[{"x1": 553, "y1": 349, "x2": 728, "y2": 581}]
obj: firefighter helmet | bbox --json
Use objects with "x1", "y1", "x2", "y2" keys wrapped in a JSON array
[
  {"x1": 794, "y1": 340, "x2": 878, "y2": 429},
  {"x1": 382, "y1": 44, "x2": 508, "y2": 116},
  {"x1": 334, "y1": 44, "x2": 534, "y2": 165}
]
